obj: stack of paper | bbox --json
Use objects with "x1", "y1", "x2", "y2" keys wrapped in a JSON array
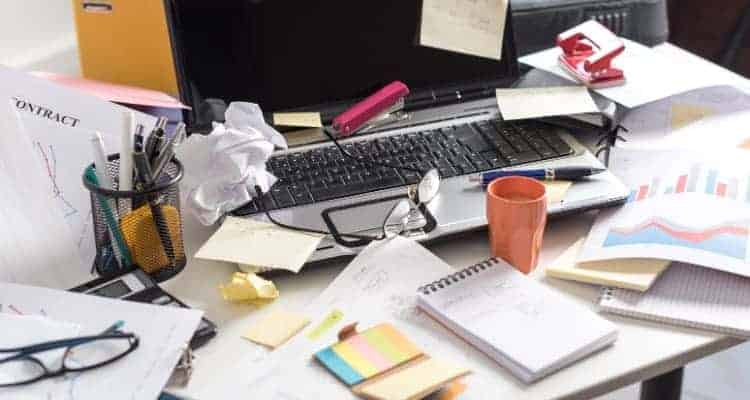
[{"x1": 546, "y1": 238, "x2": 671, "y2": 291}]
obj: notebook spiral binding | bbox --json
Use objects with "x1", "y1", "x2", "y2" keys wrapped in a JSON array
[{"x1": 418, "y1": 258, "x2": 499, "y2": 295}]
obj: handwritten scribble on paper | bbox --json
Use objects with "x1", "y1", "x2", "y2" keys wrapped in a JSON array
[{"x1": 420, "y1": 0, "x2": 508, "y2": 60}]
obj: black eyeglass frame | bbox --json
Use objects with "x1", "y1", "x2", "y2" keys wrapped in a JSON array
[{"x1": 0, "y1": 331, "x2": 139, "y2": 387}]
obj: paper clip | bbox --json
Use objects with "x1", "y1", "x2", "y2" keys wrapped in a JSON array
[
  {"x1": 557, "y1": 20, "x2": 626, "y2": 89},
  {"x1": 332, "y1": 81, "x2": 410, "y2": 137}
]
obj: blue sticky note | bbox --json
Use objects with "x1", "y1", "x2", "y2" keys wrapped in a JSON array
[{"x1": 315, "y1": 347, "x2": 364, "y2": 385}]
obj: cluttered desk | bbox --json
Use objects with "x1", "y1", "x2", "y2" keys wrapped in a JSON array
[{"x1": 3, "y1": 0, "x2": 750, "y2": 399}]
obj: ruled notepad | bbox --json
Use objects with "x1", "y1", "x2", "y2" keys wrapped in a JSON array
[
  {"x1": 417, "y1": 258, "x2": 618, "y2": 383},
  {"x1": 599, "y1": 263, "x2": 750, "y2": 338}
]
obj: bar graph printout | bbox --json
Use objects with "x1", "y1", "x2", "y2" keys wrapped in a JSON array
[{"x1": 579, "y1": 148, "x2": 750, "y2": 278}]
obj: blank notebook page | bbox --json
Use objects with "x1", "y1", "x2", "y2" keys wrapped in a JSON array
[
  {"x1": 599, "y1": 263, "x2": 750, "y2": 337},
  {"x1": 418, "y1": 258, "x2": 617, "y2": 382}
]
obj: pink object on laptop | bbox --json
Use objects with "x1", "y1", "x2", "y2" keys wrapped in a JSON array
[{"x1": 332, "y1": 81, "x2": 409, "y2": 136}]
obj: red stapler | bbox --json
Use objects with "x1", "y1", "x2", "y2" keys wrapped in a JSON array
[
  {"x1": 332, "y1": 81, "x2": 410, "y2": 137},
  {"x1": 557, "y1": 20, "x2": 626, "y2": 88}
]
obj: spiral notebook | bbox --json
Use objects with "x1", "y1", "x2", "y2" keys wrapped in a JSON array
[
  {"x1": 599, "y1": 263, "x2": 750, "y2": 338},
  {"x1": 417, "y1": 258, "x2": 618, "y2": 383}
]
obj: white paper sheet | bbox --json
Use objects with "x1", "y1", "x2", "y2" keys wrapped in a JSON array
[
  {"x1": 0, "y1": 101, "x2": 88, "y2": 288},
  {"x1": 0, "y1": 282, "x2": 203, "y2": 400},
  {"x1": 0, "y1": 65, "x2": 157, "y2": 271},
  {"x1": 420, "y1": 0, "x2": 507, "y2": 60},
  {"x1": 495, "y1": 86, "x2": 599, "y2": 121},
  {"x1": 579, "y1": 148, "x2": 750, "y2": 278},
  {"x1": 618, "y1": 86, "x2": 750, "y2": 148},
  {"x1": 230, "y1": 237, "x2": 527, "y2": 399},
  {"x1": 519, "y1": 39, "x2": 740, "y2": 108}
]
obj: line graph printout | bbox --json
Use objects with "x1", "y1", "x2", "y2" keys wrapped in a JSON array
[
  {"x1": 17, "y1": 113, "x2": 120, "y2": 270},
  {"x1": 579, "y1": 148, "x2": 750, "y2": 278},
  {"x1": 420, "y1": 0, "x2": 508, "y2": 60}
]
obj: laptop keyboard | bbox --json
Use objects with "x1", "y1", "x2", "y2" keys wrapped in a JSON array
[{"x1": 233, "y1": 119, "x2": 573, "y2": 215}]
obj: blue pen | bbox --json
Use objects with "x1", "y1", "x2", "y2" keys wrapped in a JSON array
[{"x1": 469, "y1": 167, "x2": 607, "y2": 186}]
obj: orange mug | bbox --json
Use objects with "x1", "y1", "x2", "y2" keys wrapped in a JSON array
[{"x1": 486, "y1": 176, "x2": 547, "y2": 274}]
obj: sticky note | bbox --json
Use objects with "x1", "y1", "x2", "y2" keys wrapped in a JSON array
[
  {"x1": 315, "y1": 323, "x2": 423, "y2": 385},
  {"x1": 670, "y1": 103, "x2": 715, "y2": 130},
  {"x1": 273, "y1": 112, "x2": 323, "y2": 128},
  {"x1": 359, "y1": 358, "x2": 471, "y2": 400},
  {"x1": 543, "y1": 180, "x2": 573, "y2": 204},
  {"x1": 195, "y1": 217, "x2": 324, "y2": 273},
  {"x1": 420, "y1": 0, "x2": 508, "y2": 60},
  {"x1": 306, "y1": 309, "x2": 344, "y2": 340},
  {"x1": 496, "y1": 87, "x2": 599, "y2": 121},
  {"x1": 545, "y1": 238, "x2": 671, "y2": 291},
  {"x1": 242, "y1": 309, "x2": 310, "y2": 348},
  {"x1": 218, "y1": 272, "x2": 279, "y2": 302},
  {"x1": 284, "y1": 128, "x2": 328, "y2": 147}
]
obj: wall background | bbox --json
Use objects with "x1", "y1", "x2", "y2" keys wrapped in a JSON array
[{"x1": 0, "y1": 0, "x2": 80, "y2": 74}]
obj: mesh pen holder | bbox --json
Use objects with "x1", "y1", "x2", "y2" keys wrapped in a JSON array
[{"x1": 82, "y1": 154, "x2": 186, "y2": 282}]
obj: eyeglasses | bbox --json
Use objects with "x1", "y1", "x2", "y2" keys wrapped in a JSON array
[
  {"x1": 249, "y1": 128, "x2": 441, "y2": 247},
  {"x1": 0, "y1": 321, "x2": 139, "y2": 387}
]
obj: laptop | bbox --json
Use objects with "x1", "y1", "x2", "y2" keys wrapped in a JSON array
[{"x1": 167, "y1": 0, "x2": 629, "y2": 262}]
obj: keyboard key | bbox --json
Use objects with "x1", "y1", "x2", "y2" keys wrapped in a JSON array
[
  {"x1": 310, "y1": 176, "x2": 404, "y2": 201},
  {"x1": 292, "y1": 191, "x2": 314, "y2": 205},
  {"x1": 505, "y1": 151, "x2": 542, "y2": 165},
  {"x1": 271, "y1": 187, "x2": 295, "y2": 208},
  {"x1": 438, "y1": 166, "x2": 457, "y2": 178}
]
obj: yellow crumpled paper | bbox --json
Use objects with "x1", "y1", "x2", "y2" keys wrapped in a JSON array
[{"x1": 219, "y1": 272, "x2": 279, "y2": 305}]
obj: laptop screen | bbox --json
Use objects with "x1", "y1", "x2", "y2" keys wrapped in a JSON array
[{"x1": 169, "y1": 0, "x2": 519, "y2": 115}]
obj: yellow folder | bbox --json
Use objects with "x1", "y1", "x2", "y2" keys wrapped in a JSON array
[{"x1": 72, "y1": 0, "x2": 179, "y2": 96}]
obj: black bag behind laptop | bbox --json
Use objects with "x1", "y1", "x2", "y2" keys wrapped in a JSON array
[{"x1": 512, "y1": 0, "x2": 669, "y2": 56}]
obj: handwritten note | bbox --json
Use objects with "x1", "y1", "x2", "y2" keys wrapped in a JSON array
[
  {"x1": 195, "y1": 217, "x2": 324, "y2": 273},
  {"x1": 495, "y1": 87, "x2": 599, "y2": 121},
  {"x1": 243, "y1": 309, "x2": 311, "y2": 348},
  {"x1": 670, "y1": 103, "x2": 716, "y2": 130},
  {"x1": 420, "y1": 0, "x2": 508, "y2": 60},
  {"x1": 273, "y1": 112, "x2": 323, "y2": 128}
]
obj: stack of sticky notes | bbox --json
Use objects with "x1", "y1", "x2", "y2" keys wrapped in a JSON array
[
  {"x1": 315, "y1": 323, "x2": 423, "y2": 386},
  {"x1": 314, "y1": 323, "x2": 470, "y2": 400},
  {"x1": 545, "y1": 238, "x2": 671, "y2": 291}
]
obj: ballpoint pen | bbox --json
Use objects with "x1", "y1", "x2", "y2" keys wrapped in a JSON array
[
  {"x1": 151, "y1": 122, "x2": 186, "y2": 182},
  {"x1": 85, "y1": 167, "x2": 132, "y2": 270},
  {"x1": 119, "y1": 111, "x2": 135, "y2": 195},
  {"x1": 134, "y1": 144, "x2": 176, "y2": 267},
  {"x1": 145, "y1": 116, "x2": 168, "y2": 163},
  {"x1": 469, "y1": 167, "x2": 607, "y2": 186}
]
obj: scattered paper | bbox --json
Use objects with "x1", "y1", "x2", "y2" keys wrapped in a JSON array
[
  {"x1": 670, "y1": 103, "x2": 716, "y2": 130},
  {"x1": 273, "y1": 112, "x2": 323, "y2": 128},
  {"x1": 284, "y1": 127, "x2": 329, "y2": 147},
  {"x1": 0, "y1": 65, "x2": 156, "y2": 275},
  {"x1": 32, "y1": 71, "x2": 189, "y2": 109},
  {"x1": 0, "y1": 101, "x2": 88, "y2": 288},
  {"x1": 543, "y1": 180, "x2": 573, "y2": 204},
  {"x1": 307, "y1": 309, "x2": 345, "y2": 340},
  {"x1": 243, "y1": 309, "x2": 311, "y2": 348},
  {"x1": 578, "y1": 148, "x2": 750, "y2": 279},
  {"x1": 520, "y1": 39, "x2": 740, "y2": 108},
  {"x1": 358, "y1": 358, "x2": 470, "y2": 400},
  {"x1": 545, "y1": 238, "x2": 671, "y2": 291},
  {"x1": 495, "y1": 87, "x2": 599, "y2": 121},
  {"x1": 241, "y1": 237, "x2": 511, "y2": 398},
  {"x1": 219, "y1": 272, "x2": 279, "y2": 302},
  {"x1": 195, "y1": 217, "x2": 324, "y2": 273},
  {"x1": 420, "y1": 0, "x2": 507, "y2": 60},
  {"x1": 0, "y1": 282, "x2": 202, "y2": 400},
  {"x1": 617, "y1": 86, "x2": 750, "y2": 149}
]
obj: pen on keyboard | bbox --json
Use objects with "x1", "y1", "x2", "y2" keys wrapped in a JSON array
[{"x1": 469, "y1": 167, "x2": 607, "y2": 186}]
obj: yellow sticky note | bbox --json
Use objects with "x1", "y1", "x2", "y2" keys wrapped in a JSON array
[
  {"x1": 273, "y1": 112, "x2": 323, "y2": 128},
  {"x1": 359, "y1": 358, "x2": 470, "y2": 400},
  {"x1": 243, "y1": 309, "x2": 311, "y2": 348},
  {"x1": 218, "y1": 272, "x2": 279, "y2": 302},
  {"x1": 543, "y1": 180, "x2": 573, "y2": 204},
  {"x1": 670, "y1": 103, "x2": 716, "y2": 130},
  {"x1": 306, "y1": 309, "x2": 344, "y2": 340},
  {"x1": 195, "y1": 217, "x2": 324, "y2": 273},
  {"x1": 545, "y1": 238, "x2": 671, "y2": 291},
  {"x1": 420, "y1": 0, "x2": 508, "y2": 60}
]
